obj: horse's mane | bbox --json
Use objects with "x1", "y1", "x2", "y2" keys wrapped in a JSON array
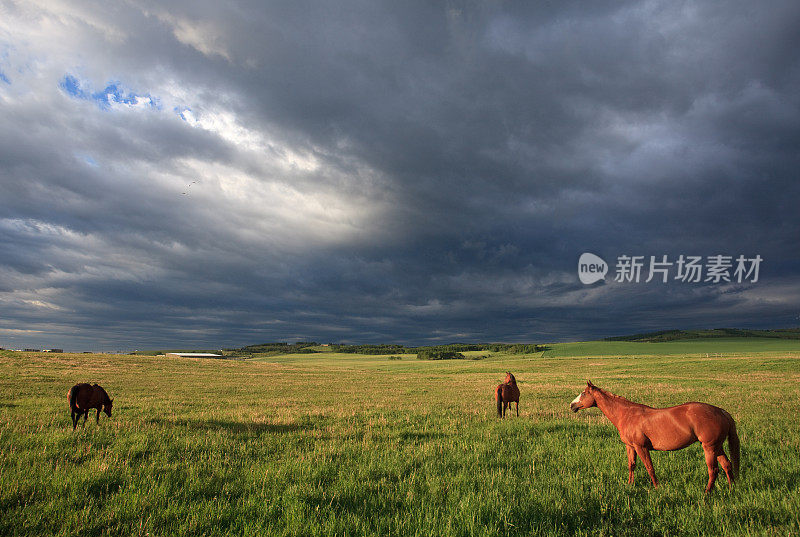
[
  {"x1": 93, "y1": 384, "x2": 111, "y2": 403},
  {"x1": 591, "y1": 385, "x2": 648, "y2": 408}
]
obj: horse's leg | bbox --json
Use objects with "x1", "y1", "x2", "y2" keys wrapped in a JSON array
[
  {"x1": 634, "y1": 446, "x2": 659, "y2": 488},
  {"x1": 515, "y1": 401, "x2": 519, "y2": 417},
  {"x1": 626, "y1": 445, "x2": 637, "y2": 484},
  {"x1": 83, "y1": 411, "x2": 88, "y2": 427},
  {"x1": 72, "y1": 411, "x2": 78, "y2": 430},
  {"x1": 502, "y1": 402, "x2": 508, "y2": 418},
  {"x1": 96, "y1": 408, "x2": 101, "y2": 424},
  {"x1": 703, "y1": 444, "x2": 720, "y2": 493},
  {"x1": 717, "y1": 452, "x2": 734, "y2": 487}
]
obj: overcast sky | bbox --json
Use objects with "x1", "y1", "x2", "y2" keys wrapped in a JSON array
[{"x1": 1, "y1": 1, "x2": 798, "y2": 351}]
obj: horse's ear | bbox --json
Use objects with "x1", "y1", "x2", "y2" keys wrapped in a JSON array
[{"x1": 587, "y1": 380, "x2": 594, "y2": 387}]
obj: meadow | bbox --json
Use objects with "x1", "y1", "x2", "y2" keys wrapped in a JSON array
[{"x1": 1, "y1": 340, "x2": 799, "y2": 536}]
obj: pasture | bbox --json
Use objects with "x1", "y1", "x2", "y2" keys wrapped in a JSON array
[{"x1": 1, "y1": 341, "x2": 799, "y2": 536}]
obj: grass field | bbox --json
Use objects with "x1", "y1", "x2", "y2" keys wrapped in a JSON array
[
  {"x1": 543, "y1": 337, "x2": 800, "y2": 357},
  {"x1": 1, "y1": 340, "x2": 799, "y2": 536}
]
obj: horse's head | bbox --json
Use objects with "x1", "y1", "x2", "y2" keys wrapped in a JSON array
[
  {"x1": 505, "y1": 372, "x2": 516, "y2": 384},
  {"x1": 104, "y1": 398, "x2": 113, "y2": 417},
  {"x1": 570, "y1": 381, "x2": 598, "y2": 413}
]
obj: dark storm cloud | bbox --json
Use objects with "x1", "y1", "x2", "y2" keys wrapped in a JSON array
[{"x1": 1, "y1": 0, "x2": 799, "y2": 350}]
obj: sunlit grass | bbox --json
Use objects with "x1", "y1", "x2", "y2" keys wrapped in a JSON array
[
  {"x1": 544, "y1": 337, "x2": 800, "y2": 357},
  {"x1": 1, "y1": 347, "x2": 798, "y2": 536}
]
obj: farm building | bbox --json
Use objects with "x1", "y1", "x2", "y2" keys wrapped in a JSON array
[{"x1": 165, "y1": 352, "x2": 223, "y2": 359}]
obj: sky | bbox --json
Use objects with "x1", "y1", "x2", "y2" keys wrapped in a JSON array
[{"x1": 1, "y1": 1, "x2": 799, "y2": 351}]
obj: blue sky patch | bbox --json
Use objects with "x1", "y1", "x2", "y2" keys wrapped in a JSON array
[
  {"x1": 59, "y1": 74, "x2": 159, "y2": 110},
  {"x1": 75, "y1": 153, "x2": 99, "y2": 167},
  {"x1": 60, "y1": 74, "x2": 85, "y2": 97},
  {"x1": 0, "y1": 71, "x2": 9, "y2": 84},
  {"x1": 175, "y1": 107, "x2": 196, "y2": 123}
]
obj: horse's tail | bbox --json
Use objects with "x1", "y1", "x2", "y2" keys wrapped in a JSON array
[
  {"x1": 727, "y1": 415, "x2": 740, "y2": 479},
  {"x1": 68, "y1": 386, "x2": 78, "y2": 411},
  {"x1": 495, "y1": 385, "x2": 503, "y2": 417}
]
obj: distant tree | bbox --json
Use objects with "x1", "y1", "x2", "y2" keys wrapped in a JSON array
[{"x1": 416, "y1": 349, "x2": 465, "y2": 360}]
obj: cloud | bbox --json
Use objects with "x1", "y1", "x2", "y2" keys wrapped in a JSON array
[{"x1": 0, "y1": 0, "x2": 798, "y2": 350}]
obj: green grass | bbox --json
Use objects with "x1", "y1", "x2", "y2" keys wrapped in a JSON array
[
  {"x1": 1, "y1": 342, "x2": 799, "y2": 536},
  {"x1": 544, "y1": 337, "x2": 800, "y2": 357}
]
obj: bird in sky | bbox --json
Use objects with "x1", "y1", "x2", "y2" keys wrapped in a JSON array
[{"x1": 182, "y1": 180, "x2": 199, "y2": 195}]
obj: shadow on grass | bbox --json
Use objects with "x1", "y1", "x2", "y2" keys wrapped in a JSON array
[
  {"x1": 396, "y1": 430, "x2": 448, "y2": 442},
  {"x1": 85, "y1": 474, "x2": 123, "y2": 499},
  {"x1": 302, "y1": 489, "x2": 405, "y2": 528},
  {"x1": 146, "y1": 417, "x2": 311, "y2": 434},
  {"x1": 515, "y1": 494, "x2": 666, "y2": 537},
  {"x1": 534, "y1": 420, "x2": 618, "y2": 439}
]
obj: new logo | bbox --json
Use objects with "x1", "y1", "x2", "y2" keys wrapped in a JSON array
[{"x1": 578, "y1": 253, "x2": 608, "y2": 284}]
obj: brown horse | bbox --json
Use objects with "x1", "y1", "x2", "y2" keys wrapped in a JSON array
[
  {"x1": 570, "y1": 381, "x2": 739, "y2": 493},
  {"x1": 495, "y1": 372, "x2": 520, "y2": 417},
  {"x1": 68, "y1": 383, "x2": 113, "y2": 430}
]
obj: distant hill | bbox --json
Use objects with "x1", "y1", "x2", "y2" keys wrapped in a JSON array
[{"x1": 605, "y1": 328, "x2": 800, "y2": 342}]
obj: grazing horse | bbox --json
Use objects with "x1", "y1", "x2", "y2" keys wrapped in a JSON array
[
  {"x1": 68, "y1": 383, "x2": 113, "y2": 430},
  {"x1": 495, "y1": 372, "x2": 520, "y2": 418},
  {"x1": 570, "y1": 381, "x2": 739, "y2": 493}
]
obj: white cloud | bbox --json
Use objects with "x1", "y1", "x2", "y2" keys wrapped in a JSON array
[
  {"x1": 147, "y1": 10, "x2": 232, "y2": 61},
  {"x1": 178, "y1": 105, "x2": 320, "y2": 172}
]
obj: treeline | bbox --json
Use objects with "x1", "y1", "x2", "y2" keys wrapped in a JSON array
[
  {"x1": 329, "y1": 344, "x2": 408, "y2": 355},
  {"x1": 330, "y1": 343, "x2": 543, "y2": 355},
  {"x1": 228, "y1": 342, "x2": 320, "y2": 356},
  {"x1": 416, "y1": 349, "x2": 465, "y2": 360},
  {"x1": 414, "y1": 343, "x2": 542, "y2": 354}
]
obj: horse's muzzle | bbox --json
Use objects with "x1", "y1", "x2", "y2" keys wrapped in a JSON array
[{"x1": 570, "y1": 403, "x2": 580, "y2": 413}]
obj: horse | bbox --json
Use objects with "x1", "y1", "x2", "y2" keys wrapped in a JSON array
[
  {"x1": 68, "y1": 383, "x2": 113, "y2": 430},
  {"x1": 495, "y1": 372, "x2": 520, "y2": 418},
  {"x1": 570, "y1": 381, "x2": 739, "y2": 493}
]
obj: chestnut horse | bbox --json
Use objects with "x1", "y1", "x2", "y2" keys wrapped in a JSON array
[
  {"x1": 570, "y1": 381, "x2": 739, "y2": 493},
  {"x1": 68, "y1": 383, "x2": 113, "y2": 430},
  {"x1": 495, "y1": 372, "x2": 520, "y2": 417}
]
